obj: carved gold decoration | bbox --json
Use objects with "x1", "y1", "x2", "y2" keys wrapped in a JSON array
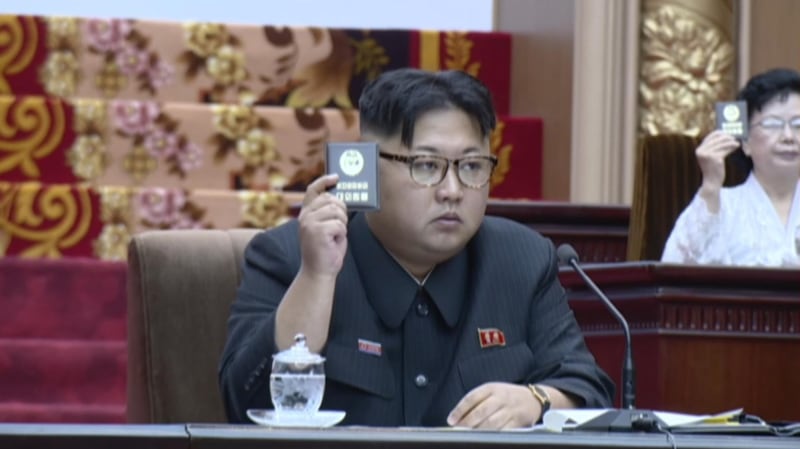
[
  {"x1": 639, "y1": 2, "x2": 735, "y2": 136},
  {"x1": 239, "y1": 190, "x2": 290, "y2": 229},
  {"x1": 0, "y1": 182, "x2": 93, "y2": 258},
  {"x1": 489, "y1": 121, "x2": 512, "y2": 189},
  {"x1": 0, "y1": 97, "x2": 67, "y2": 178},
  {"x1": 0, "y1": 16, "x2": 39, "y2": 94},
  {"x1": 444, "y1": 32, "x2": 480, "y2": 77}
]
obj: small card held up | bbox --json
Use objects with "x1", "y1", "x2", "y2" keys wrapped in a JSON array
[
  {"x1": 715, "y1": 101, "x2": 748, "y2": 139},
  {"x1": 325, "y1": 142, "x2": 380, "y2": 210}
]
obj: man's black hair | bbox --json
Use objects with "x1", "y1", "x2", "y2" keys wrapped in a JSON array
[{"x1": 358, "y1": 69, "x2": 497, "y2": 147}]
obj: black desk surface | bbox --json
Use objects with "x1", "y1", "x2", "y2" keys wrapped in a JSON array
[{"x1": 0, "y1": 423, "x2": 796, "y2": 449}]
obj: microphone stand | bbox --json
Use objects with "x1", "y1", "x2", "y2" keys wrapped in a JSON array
[
  {"x1": 568, "y1": 257, "x2": 635, "y2": 410},
  {"x1": 559, "y1": 245, "x2": 667, "y2": 432}
]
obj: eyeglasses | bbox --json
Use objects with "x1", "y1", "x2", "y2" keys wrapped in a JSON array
[
  {"x1": 751, "y1": 116, "x2": 800, "y2": 134},
  {"x1": 379, "y1": 152, "x2": 498, "y2": 188}
]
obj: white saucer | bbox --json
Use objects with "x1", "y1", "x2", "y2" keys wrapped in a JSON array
[{"x1": 246, "y1": 409, "x2": 346, "y2": 428}]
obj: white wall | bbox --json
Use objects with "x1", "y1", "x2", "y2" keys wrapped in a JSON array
[{"x1": 4, "y1": 0, "x2": 495, "y2": 30}]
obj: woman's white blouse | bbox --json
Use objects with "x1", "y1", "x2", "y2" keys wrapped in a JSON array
[{"x1": 661, "y1": 174, "x2": 800, "y2": 267}]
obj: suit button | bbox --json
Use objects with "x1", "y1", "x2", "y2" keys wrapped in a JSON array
[
  {"x1": 416, "y1": 302, "x2": 429, "y2": 317},
  {"x1": 414, "y1": 374, "x2": 428, "y2": 388}
]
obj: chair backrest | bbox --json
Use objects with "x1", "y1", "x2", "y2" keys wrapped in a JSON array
[
  {"x1": 627, "y1": 134, "x2": 747, "y2": 261},
  {"x1": 126, "y1": 228, "x2": 260, "y2": 423}
]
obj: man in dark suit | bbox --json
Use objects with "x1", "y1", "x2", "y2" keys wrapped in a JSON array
[{"x1": 219, "y1": 68, "x2": 614, "y2": 428}]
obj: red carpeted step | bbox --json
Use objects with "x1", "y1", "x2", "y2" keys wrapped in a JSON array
[
  {"x1": 0, "y1": 257, "x2": 127, "y2": 422},
  {"x1": 0, "y1": 339, "x2": 126, "y2": 407},
  {"x1": 0, "y1": 258, "x2": 127, "y2": 340},
  {"x1": 0, "y1": 402, "x2": 125, "y2": 423}
]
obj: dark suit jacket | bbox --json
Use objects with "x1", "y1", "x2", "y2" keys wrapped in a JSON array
[{"x1": 219, "y1": 213, "x2": 614, "y2": 425}]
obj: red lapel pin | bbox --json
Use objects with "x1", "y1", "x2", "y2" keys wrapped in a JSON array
[{"x1": 478, "y1": 327, "x2": 506, "y2": 348}]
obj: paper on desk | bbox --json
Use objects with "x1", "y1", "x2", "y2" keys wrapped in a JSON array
[{"x1": 542, "y1": 408, "x2": 744, "y2": 432}]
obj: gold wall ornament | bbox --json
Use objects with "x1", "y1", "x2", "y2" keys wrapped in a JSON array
[
  {"x1": 39, "y1": 17, "x2": 81, "y2": 97},
  {"x1": 96, "y1": 185, "x2": 132, "y2": 260},
  {"x1": 0, "y1": 96, "x2": 67, "y2": 178},
  {"x1": 238, "y1": 190, "x2": 290, "y2": 229},
  {"x1": 98, "y1": 186, "x2": 131, "y2": 226},
  {"x1": 0, "y1": 15, "x2": 39, "y2": 94},
  {"x1": 93, "y1": 223, "x2": 130, "y2": 261},
  {"x1": 351, "y1": 35, "x2": 389, "y2": 81},
  {"x1": 445, "y1": 32, "x2": 480, "y2": 77},
  {"x1": 67, "y1": 99, "x2": 109, "y2": 181},
  {"x1": 0, "y1": 182, "x2": 93, "y2": 258},
  {"x1": 44, "y1": 16, "x2": 80, "y2": 50},
  {"x1": 639, "y1": 0, "x2": 735, "y2": 136},
  {"x1": 123, "y1": 145, "x2": 157, "y2": 183},
  {"x1": 489, "y1": 121, "x2": 512, "y2": 189}
]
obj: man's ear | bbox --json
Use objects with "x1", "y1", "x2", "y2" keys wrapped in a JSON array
[{"x1": 741, "y1": 139, "x2": 751, "y2": 156}]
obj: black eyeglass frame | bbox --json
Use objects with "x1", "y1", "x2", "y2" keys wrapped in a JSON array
[{"x1": 379, "y1": 151, "x2": 498, "y2": 188}]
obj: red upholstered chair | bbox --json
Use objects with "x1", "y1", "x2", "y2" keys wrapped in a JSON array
[{"x1": 126, "y1": 229, "x2": 259, "y2": 423}]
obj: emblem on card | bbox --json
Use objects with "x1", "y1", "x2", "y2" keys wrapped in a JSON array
[{"x1": 715, "y1": 101, "x2": 748, "y2": 139}]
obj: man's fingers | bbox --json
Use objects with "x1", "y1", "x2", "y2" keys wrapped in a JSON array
[
  {"x1": 447, "y1": 385, "x2": 492, "y2": 426},
  {"x1": 303, "y1": 174, "x2": 340, "y2": 206},
  {"x1": 303, "y1": 201, "x2": 348, "y2": 226}
]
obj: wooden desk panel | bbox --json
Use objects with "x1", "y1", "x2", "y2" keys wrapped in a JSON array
[
  {"x1": 561, "y1": 262, "x2": 800, "y2": 421},
  {"x1": 486, "y1": 200, "x2": 630, "y2": 262},
  {"x1": 0, "y1": 423, "x2": 188, "y2": 449},
  {"x1": 0, "y1": 423, "x2": 795, "y2": 449},
  {"x1": 185, "y1": 424, "x2": 797, "y2": 449}
]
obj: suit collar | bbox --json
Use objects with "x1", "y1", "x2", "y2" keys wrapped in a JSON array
[{"x1": 348, "y1": 213, "x2": 468, "y2": 329}]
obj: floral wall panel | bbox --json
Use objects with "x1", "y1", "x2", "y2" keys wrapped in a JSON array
[
  {"x1": 1, "y1": 96, "x2": 542, "y2": 199},
  {"x1": 1, "y1": 181, "x2": 303, "y2": 260},
  {"x1": 1, "y1": 15, "x2": 512, "y2": 114},
  {"x1": 0, "y1": 181, "x2": 103, "y2": 258},
  {"x1": 1, "y1": 96, "x2": 360, "y2": 191},
  {"x1": 0, "y1": 95, "x2": 79, "y2": 183},
  {"x1": 0, "y1": 16, "x2": 49, "y2": 97}
]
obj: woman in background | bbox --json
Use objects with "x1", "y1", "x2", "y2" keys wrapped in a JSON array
[{"x1": 662, "y1": 68, "x2": 800, "y2": 266}]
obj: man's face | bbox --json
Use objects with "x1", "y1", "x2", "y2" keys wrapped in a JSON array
[{"x1": 364, "y1": 108, "x2": 491, "y2": 272}]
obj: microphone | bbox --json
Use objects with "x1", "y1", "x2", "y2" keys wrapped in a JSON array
[{"x1": 557, "y1": 244, "x2": 665, "y2": 432}]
